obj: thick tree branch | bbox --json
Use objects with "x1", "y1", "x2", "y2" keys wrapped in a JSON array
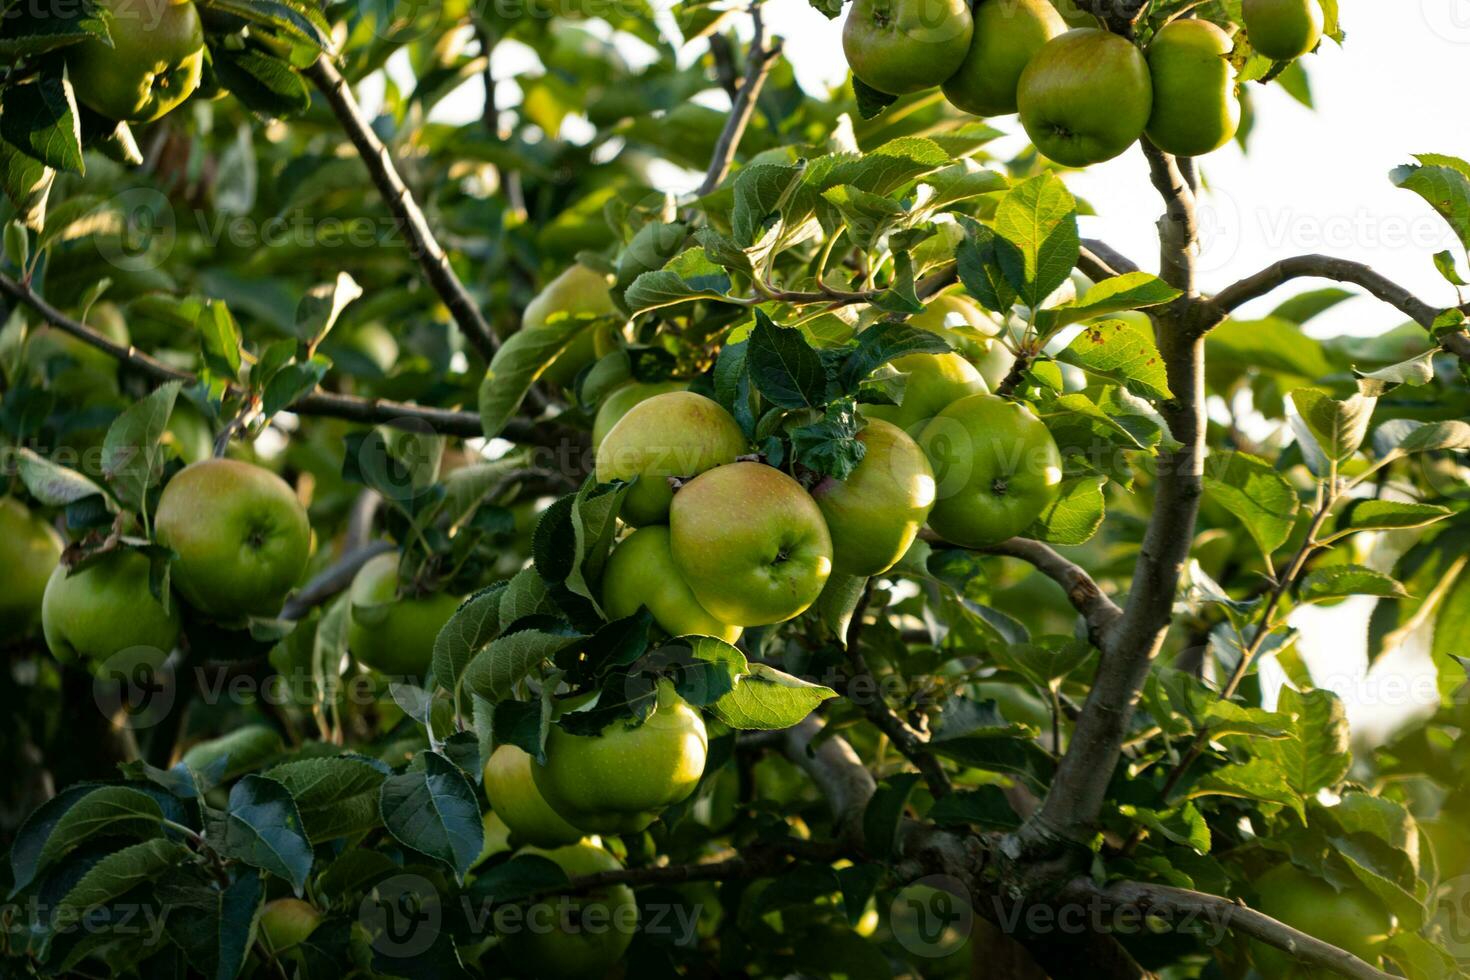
[
  {"x1": 986, "y1": 537, "x2": 1124, "y2": 647},
  {"x1": 0, "y1": 272, "x2": 569, "y2": 450},
  {"x1": 1063, "y1": 879, "x2": 1397, "y2": 980},
  {"x1": 1081, "y1": 238, "x2": 1142, "y2": 279},
  {"x1": 696, "y1": 4, "x2": 782, "y2": 197}
]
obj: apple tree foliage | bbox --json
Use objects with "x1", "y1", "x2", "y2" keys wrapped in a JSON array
[{"x1": 1, "y1": 0, "x2": 1469, "y2": 978}]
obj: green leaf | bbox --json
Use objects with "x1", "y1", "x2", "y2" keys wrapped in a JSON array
[
  {"x1": 1431, "y1": 567, "x2": 1470, "y2": 699},
  {"x1": 6, "y1": 446, "x2": 107, "y2": 506},
  {"x1": 929, "y1": 737, "x2": 1056, "y2": 793},
  {"x1": 1207, "y1": 316, "x2": 1334, "y2": 381},
  {"x1": 1203, "y1": 451, "x2": 1300, "y2": 558},
  {"x1": 478, "y1": 313, "x2": 600, "y2": 439},
  {"x1": 851, "y1": 75, "x2": 899, "y2": 119},
  {"x1": 55, "y1": 838, "x2": 190, "y2": 922},
  {"x1": 1327, "y1": 500, "x2": 1453, "y2": 541},
  {"x1": 1258, "y1": 688, "x2": 1351, "y2": 797},
  {"x1": 1288, "y1": 388, "x2": 1376, "y2": 473},
  {"x1": 462, "y1": 627, "x2": 584, "y2": 703},
  {"x1": 0, "y1": 138, "x2": 55, "y2": 231},
  {"x1": 1036, "y1": 272, "x2": 1180, "y2": 330},
  {"x1": 709, "y1": 663, "x2": 838, "y2": 730},
  {"x1": 432, "y1": 585, "x2": 504, "y2": 699},
  {"x1": 747, "y1": 310, "x2": 831, "y2": 409},
  {"x1": 1375, "y1": 419, "x2": 1470, "y2": 462},
  {"x1": 159, "y1": 867, "x2": 261, "y2": 980},
  {"x1": 863, "y1": 773, "x2": 921, "y2": 860},
  {"x1": 1059, "y1": 317, "x2": 1172, "y2": 401},
  {"x1": 195, "y1": 0, "x2": 332, "y2": 48},
  {"x1": 1025, "y1": 474, "x2": 1105, "y2": 546},
  {"x1": 379, "y1": 751, "x2": 483, "y2": 881},
  {"x1": 294, "y1": 272, "x2": 362, "y2": 348},
  {"x1": 262, "y1": 757, "x2": 387, "y2": 843},
  {"x1": 0, "y1": 0, "x2": 108, "y2": 59},
  {"x1": 222, "y1": 775, "x2": 313, "y2": 893},
  {"x1": 992, "y1": 172, "x2": 1078, "y2": 308},
  {"x1": 18, "y1": 787, "x2": 163, "y2": 894},
  {"x1": 1355, "y1": 348, "x2": 1437, "y2": 396},
  {"x1": 623, "y1": 247, "x2": 732, "y2": 314},
  {"x1": 1392, "y1": 156, "x2": 1470, "y2": 254},
  {"x1": 956, "y1": 223, "x2": 1018, "y2": 314},
  {"x1": 838, "y1": 321, "x2": 951, "y2": 391},
  {"x1": 261, "y1": 355, "x2": 329, "y2": 416},
  {"x1": 789, "y1": 400, "x2": 867, "y2": 481},
  {"x1": 1186, "y1": 758, "x2": 1305, "y2": 822},
  {"x1": 0, "y1": 64, "x2": 83, "y2": 175},
  {"x1": 533, "y1": 479, "x2": 633, "y2": 628},
  {"x1": 1300, "y1": 565, "x2": 1410, "y2": 603},
  {"x1": 102, "y1": 380, "x2": 181, "y2": 511},
  {"x1": 821, "y1": 183, "x2": 905, "y2": 251},
  {"x1": 197, "y1": 301, "x2": 243, "y2": 383}
]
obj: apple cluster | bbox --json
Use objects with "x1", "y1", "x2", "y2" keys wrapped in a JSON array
[{"x1": 844, "y1": 0, "x2": 1325, "y2": 166}]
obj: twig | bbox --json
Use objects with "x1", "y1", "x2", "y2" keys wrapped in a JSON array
[
  {"x1": 696, "y1": 4, "x2": 782, "y2": 197},
  {"x1": 1080, "y1": 238, "x2": 1142, "y2": 279},
  {"x1": 280, "y1": 542, "x2": 394, "y2": 621},
  {"x1": 708, "y1": 33, "x2": 740, "y2": 101}
]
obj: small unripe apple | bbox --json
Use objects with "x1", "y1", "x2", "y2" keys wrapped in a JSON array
[
  {"x1": 483, "y1": 744, "x2": 585, "y2": 848},
  {"x1": 501, "y1": 841, "x2": 636, "y2": 979},
  {"x1": 811, "y1": 419, "x2": 935, "y2": 576},
  {"x1": 0, "y1": 498, "x2": 64, "y2": 638},
  {"x1": 1018, "y1": 29, "x2": 1153, "y2": 167},
  {"x1": 258, "y1": 898, "x2": 322, "y2": 954},
  {"x1": 863, "y1": 353, "x2": 988, "y2": 433},
  {"x1": 596, "y1": 391, "x2": 747, "y2": 526},
  {"x1": 842, "y1": 0, "x2": 974, "y2": 96},
  {"x1": 602, "y1": 526, "x2": 741, "y2": 643},
  {"x1": 943, "y1": 0, "x2": 1067, "y2": 117},
  {"x1": 1146, "y1": 19, "x2": 1241, "y2": 157},
  {"x1": 42, "y1": 550, "x2": 182, "y2": 670},
  {"x1": 346, "y1": 552, "x2": 462, "y2": 678},
  {"x1": 591, "y1": 380, "x2": 686, "y2": 450},
  {"x1": 67, "y1": 0, "x2": 205, "y2": 123},
  {"x1": 1243, "y1": 0, "x2": 1324, "y2": 61},
  {"x1": 522, "y1": 265, "x2": 624, "y2": 389},
  {"x1": 670, "y1": 462, "x2": 833, "y2": 627},
  {"x1": 1249, "y1": 863, "x2": 1390, "y2": 978}
]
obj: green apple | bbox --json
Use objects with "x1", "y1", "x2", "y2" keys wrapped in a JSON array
[
  {"x1": 864, "y1": 352, "x2": 988, "y2": 433},
  {"x1": 24, "y1": 303, "x2": 130, "y2": 403},
  {"x1": 522, "y1": 264, "x2": 624, "y2": 389},
  {"x1": 591, "y1": 380, "x2": 686, "y2": 450},
  {"x1": 1250, "y1": 863, "x2": 1390, "y2": 978},
  {"x1": 811, "y1": 419, "x2": 935, "y2": 576},
  {"x1": 1243, "y1": 0, "x2": 1324, "y2": 61},
  {"x1": 155, "y1": 459, "x2": 311, "y2": 620},
  {"x1": 596, "y1": 391, "x2": 747, "y2": 526},
  {"x1": 943, "y1": 0, "x2": 1067, "y2": 117},
  {"x1": 907, "y1": 292, "x2": 1001, "y2": 361},
  {"x1": 1146, "y1": 19, "x2": 1240, "y2": 157},
  {"x1": 669, "y1": 462, "x2": 833, "y2": 626},
  {"x1": 346, "y1": 552, "x2": 462, "y2": 677},
  {"x1": 1018, "y1": 29, "x2": 1153, "y2": 167},
  {"x1": 42, "y1": 550, "x2": 182, "y2": 669},
  {"x1": 483, "y1": 744, "x2": 585, "y2": 848},
  {"x1": 473, "y1": 810, "x2": 513, "y2": 869},
  {"x1": 0, "y1": 498, "x2": 64, "y2": 638},
  {"x1": 842, "y1": 0, "x2": 974, "y2": 96},
  {"x1": 258, "y1": 898, "x2": 322, "y2": 954},
  {"x1": 973, "y1": 339, "x2": 1017, "y2": 391},
  {"x1": 67, "y1": 0, "x2": 204, "y2": 123},
  {"x1": 162, "y1": 400, "x2": 214, "y2": 465},
  {"x1": 534, "y1": 679, "x2": 708, "y2": 834},
  {"x1": 918, "y1": 393, "x2": 1063, "y2": 547},
  {"x1": 502, "y1": 841, "x2": 636, "y2": 979},
  {"x1": 602, "y1": 526, "x2": 741, "y2": 643}
]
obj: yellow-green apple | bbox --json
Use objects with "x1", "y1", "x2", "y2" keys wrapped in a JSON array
[
  {"x1": 907, "y1": 292, "x2": 1001, "y2": 361},
  {"x1": 258, "y1": 898, "x2": 322, "y2": 955},
  {"x1": 591, "y1": 380, "x2": 686, "y2": 450},
  {"x1": 502, "y1": 841, "x2": 636, "y2": 978},
  {"x1": 1146, "y1": 20, "x2": 1240, "y2": 157},
  {"x1": 918, "y1": 393, "x2": 1063, "y2": 546},
  {"x1": 534, "y1": 679, "x2": 707, "y2": 833},
  {"x1": 973, "y1": 339, "x2": 1018, "y2": 391},
  {"x1": 42, "y1": 550, "x2": 182, "y2": 669},
  {"x1": 1018, "y1": 29, "x2": 1153, "y2": 167},
  {"x1": 24, "y1": 303, "x2": 129, "y2": 403},
  {"x1": 1243, "y1": 0, "x2": 1324, "y2": 61},
  {"x1": 67, "y1": 0, "x2": 204, "y2": 123},
  {"x1": 843, "y1": 0, "x2": 974, "y2": 96},
  {"x1": 602, "y1": 526, "x2": 741, "y2": 642},
  {"x1": 155, "y1": 459, "x2": 310, "y2": 620},
  {"x1": 346, "y1": 552, "x2": 462, "y2": 677},
  {"x1": 863, "y1": 353, "x2": 988, "y2": 432},
  {"x1": 943, "y1": 0, "x2": 1067, "y2": 117},
  {"x1": 669, "y1": 462, "x2": 833, "y2": 626},
  {"x1": 810, "y1": 419, "x2": 935, "y2": 576},
  {"x1": 0, "y1": 498, "x2": 64, "y2": 637},
  {"x1": 522, "y1": 265, "x2": 624, "y2": 388},
  {"x1": 596, "y1": 391, "x2": 747, "y2": 526},
  {"x1": 1249, "y1": 863, "x2": 1390, "y2": 978},
  {"x1": 483, "y1": 744, "x2": 584, "y2": 848}
]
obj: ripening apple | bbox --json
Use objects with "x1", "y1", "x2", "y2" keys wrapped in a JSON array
[
  {"x1": 602, "y1": 526, "x2": 741, "y2": 643},
  {"x1": 810, "y1": 419, "x2": 936, "y2": 576},
  {"x1": 918, "y1": 393, "x2": 1064, "y2": 547},
  {"x1": 534, "y1": 679, "x2": 708, "y2": 833},
  {"x1": 521, "y1": 265, "x2": 625, "y2": 389},
  {"x1": 501, "y1": 841, "x2": 637, "y2": 979},
  {"x1": 842, "y1": 0, "x2": 974, "y2": 96},
  {"x1": 591, "y1": 380, "x2": 686, "y2": 450},
  {"x1": 1018, "y1": 29, "x2": 1153, "y2": 167},
  {"x1": 483, "y1": 744, "x2": 584, "y2": 848},
  {"x1": 258, "y1": 898, "x2": 323, "y2": 955},
  {"x1": 669, "y1": 462, "x2": 833, "y2": 627},
  {"x1": 42, "y1": 550, "x2": 182, "y2": 670},
  {"x1": 155, "y1": 459, "x2": 311, "y2": 621},
  {"x1": 863, "y1": 353, "x2": 988, "y2": 433},
  {"x1": 0, "y1": 498, "x2": 64, "y2": 638},
  {"x1": 943, "y1": 0, "x2": 1067, "y2": 117},
  {"x1": 1146, "y1": 20, "x2": 1241, "y2": 157},
  {"x1": 596, "y1": 391, "x2": 748, "y2": 526},
  {"x1": 1249, "y1": 863, "x2": 1390, "y2": 978},
  {"x1": 346, "y1": 552, "x2": 463, "y2": 677},
  {"x1": 67, "y1": 0, "x2": 205, "y2": 123},
  {"x1": 1243, "y1": 0, "x2": 1324, "y2": 61}
]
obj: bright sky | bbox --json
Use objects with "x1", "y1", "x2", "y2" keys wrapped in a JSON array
[{"x1": 416, "y1": 1, "x2": 1466, "y2": 741}]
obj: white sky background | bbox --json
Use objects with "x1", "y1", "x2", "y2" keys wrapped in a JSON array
[{"x1": 396, "y1": 1, "x2": 1470, "y2": 742}]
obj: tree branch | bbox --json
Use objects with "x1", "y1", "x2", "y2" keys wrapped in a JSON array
[
  {"x1": 696, "y1": 4, "x2": 782, "y2": 197},
  {"x1": 985, "y1": 537, "x2": 1123, "y2": 647},
  {"x1": 1062, "y1": 878, "x2": 1397, "y2": 980},
  {"x1": 1080, "y1": 238, "x2": 1142, "y2": 279}
]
